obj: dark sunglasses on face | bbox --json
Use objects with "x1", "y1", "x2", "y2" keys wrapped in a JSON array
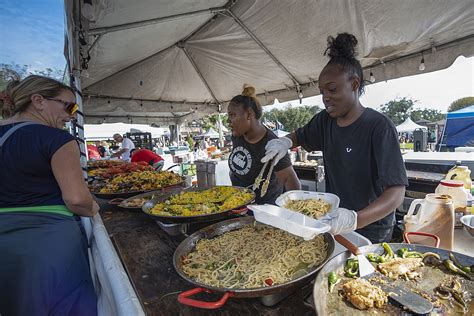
[{"x1": 44, "y1": 97, "x2": 79, "y2": 115}]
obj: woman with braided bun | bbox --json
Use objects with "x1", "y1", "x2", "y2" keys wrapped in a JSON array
[
  {"x1": 227, "y1": 84, "x2": 300, "y2": 205},
  {"x1": 0, "y1": 74, "x2": 98, "y2": 315},
  {"x1": 262, "y1": 33, "x2": 408, "y2": 243}
]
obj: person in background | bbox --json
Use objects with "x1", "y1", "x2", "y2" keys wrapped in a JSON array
[
  {"x1": 111, "y1": 133, "x2": 135, "y2": 161},
  {"x1": 96, "y1": 141, "x2": 106, "y2": 157},
  {"x1": 87, "y1": 143, "x2": 101, "y2": 160},
  {"x1": 262, "y1": 33, "x2": 407, "y2": 243},
  {"x1": 0, "y1": 74, "x2": 99, "y2": 315},
  {"x1": 227, "y1": 84, "x2": 300, "y2": 204},
  {"x1": 130, "y1": 148, "x2": 165, "y2": 171},
  {"x1": 200, "y1": 137, "x2": 210, "y2": 150}
]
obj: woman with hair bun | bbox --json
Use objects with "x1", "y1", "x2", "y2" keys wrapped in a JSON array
[
  {"x1": 227, "y1": 84, "x2": 300, "y2": 204},
  {"x1": 262, "y1": 33, "x2": 408, "y2": 243},
  {"x1": 0, "y1": 75, "x2": 98, "y2": 315}
]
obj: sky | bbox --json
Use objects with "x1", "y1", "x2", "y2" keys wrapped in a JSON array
[
  {"x1": 0, "y1": 0, "x2": 65, "y2": 71},
  {"x1": 1, "y1": 0, "x2": 473, "y2": 113},
  {"x1": 269, "y1": 55, "x2": 474, "y2": 113}
]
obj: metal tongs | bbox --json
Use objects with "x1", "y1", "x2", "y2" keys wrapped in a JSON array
[{"x1": 252, "y1": 158, "x2": 275, "y2": 197}]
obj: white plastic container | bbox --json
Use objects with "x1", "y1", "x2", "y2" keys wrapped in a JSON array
[
  {"x1": 275, "y1": 190, "x2": 340, "y2": 216},
  {"x1": 435, "y1": 180, "x2": 469, "y2": 227},
  {"x1": 247, "y1": 204, "x2": 331, "y2": 240}
]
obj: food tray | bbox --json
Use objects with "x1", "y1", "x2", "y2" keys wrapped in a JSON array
[
  {"x1": 247, "y1": 204, "x2": 331, "y2": 240},
  {"x1": 275, "y1": 190, "x2": 340, "y2": 215}
]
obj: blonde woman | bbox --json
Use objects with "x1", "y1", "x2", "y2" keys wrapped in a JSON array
[
  {"x1": 0, "y1": 75, "x2": 99, "y2": 315},
  {"x1": 227, "y1": 85, "x2": 300, "y2": 204}
]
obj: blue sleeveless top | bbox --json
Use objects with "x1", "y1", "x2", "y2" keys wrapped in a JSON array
[{"x1": 0, "y1": 123, "x2": 76, "y2": 207}]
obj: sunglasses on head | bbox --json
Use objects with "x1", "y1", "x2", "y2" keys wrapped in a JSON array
[{"x1": 44, "y1": 97, "x2": 79, "y2": 115}]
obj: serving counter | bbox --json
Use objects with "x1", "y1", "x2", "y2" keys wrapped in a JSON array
[{"x1": 96, "y1": 199, "x2": 316, "y2": 315}]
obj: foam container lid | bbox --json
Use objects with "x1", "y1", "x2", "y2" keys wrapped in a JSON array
[{"x1": 247, "y1": 204, "x2": 331, "y2": 240}]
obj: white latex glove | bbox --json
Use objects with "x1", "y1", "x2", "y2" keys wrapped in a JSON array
[
  {"x1": 320, "y1": 208, "x2": 357, "y2": 235},
  {"x1": 261, "y1": 137, "x2": 293, "y2": 165}
]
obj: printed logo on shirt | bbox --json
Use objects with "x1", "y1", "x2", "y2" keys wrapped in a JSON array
[
  {"x1": 346, "y1": 147, "x2": 352, "y2": 153},
  {"x1": 229, "y1": 146, "x2": 252, "y2": 175}
]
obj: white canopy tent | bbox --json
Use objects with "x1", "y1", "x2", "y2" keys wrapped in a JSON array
[
  {"x1": 62, "y1": 2, "x2": 474, "y2": 314},
  {"x1": 396, "y1": 117, "x2": 428, "y2": 133},
  {"x1": 200, "y1": 128, "x2": 220, "y2": 138},
  {"x1": 84, "y1": 122, "x2": 168, "y2": 140},
  {"x1": 64, "y1": 0, "x2": 474, "y2": 126}
]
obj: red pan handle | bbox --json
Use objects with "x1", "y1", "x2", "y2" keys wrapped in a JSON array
[
  {"x1": 334, "y1": 235, "x2": 363, "y2": 255},
  {"x1": 231, "y1": 207, "x2": 248, "y2": 214},
  {"x1": 403, "y1": 232, "x2": 440, "y2": 248},
  {"x1": 108, "y1": 198, "x2": 125, "y2": 205},
  {"x1": 178, "y1": 287, "x2": 234, "y2": 309}
]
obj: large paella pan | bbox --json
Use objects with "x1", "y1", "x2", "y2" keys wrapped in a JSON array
[
  {"x1": 173, "y1": 216, "x2": 335, "y2": 309},
  {"x1": 313, "y1": 241, "x2": 473, "y2": 315},
  {"x1": 142, "y1": 186, "x2": 255, "y2": 224}
]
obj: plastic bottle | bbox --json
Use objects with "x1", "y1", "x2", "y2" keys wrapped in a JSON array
[
  {"x1": 404, "y1": 194, "x2": 454, "y2": 250},
  {"x1": 435, "y1": 180, "x2": 469, "y2": 227},
  {"x1": 445, "y1": 161, "x2": 472, "y2": 191}
]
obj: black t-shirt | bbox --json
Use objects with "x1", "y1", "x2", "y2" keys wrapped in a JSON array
[
  {"x1": 229, "y1": 128, "x2": 292, "y2": 205},
  {"x1": 295, "y1": 108, "x2": 408, "y2": 243}
]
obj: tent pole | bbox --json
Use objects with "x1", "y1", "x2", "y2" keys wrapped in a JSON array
[
  {"x1": 89, "y1": 7, "x2": 227, "y2": 36},
  {"x1": 437, "y1": 115, "x2": 448, "y2": 152},
  {"x1": 217, "y1": 113, "x2": 224, "y2": 148},
  {"x1": 71, "y1": 73, "x2": 88, "y2": 180}
]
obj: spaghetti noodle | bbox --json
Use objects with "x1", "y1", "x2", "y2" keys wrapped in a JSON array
[
  {"x1": 181, "y1": 224, "x2": 328, "y2": 289},
  {"x1": 284, "y1": 198, "x2": 331, "y2": 219}
]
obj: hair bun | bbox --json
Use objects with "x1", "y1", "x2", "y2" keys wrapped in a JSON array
[
  {"x1": 325, "y1": 33, "x2": 358, "y2": 59},
  {"x1": 241, "y1": 84, "x2": 256, "y2": 98}
]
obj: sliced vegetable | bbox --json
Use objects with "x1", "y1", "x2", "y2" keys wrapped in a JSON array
[
  {"x1": 449, "y1": 253, "x2": 471, "y2": 274},
  {"x1": 381, "y1": 242, "x2": 394, "y2": 261},
  {"x1": 422, "y1": 252, "x2": 441, "y2": 266},
  {"x1": 328, "y1": 272, "x2": 341, "y2": 293},
  {"x1": 397, "y1": 248, "x2": 423, "y2": 259},
  {"x1": 443, "y1": 259, "x2": 472, "y2": 280},
  {"x1": 264, "y1": 278, "x2": 274, "y2": 286},
  {"x1": 344, "y1": 258, "x2": 359, "y2": 278},
  {"x1": 366, "y1": 253, "x2": 385, "y2": 263}
]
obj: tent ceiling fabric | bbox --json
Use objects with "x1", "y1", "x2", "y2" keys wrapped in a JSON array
[{"x1": 65, "y1": 0, "x2": 474, "y2": 124}]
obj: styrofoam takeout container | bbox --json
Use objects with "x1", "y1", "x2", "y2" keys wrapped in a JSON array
[
  {"x1": 275, "y1": 190, "x2": 340, "y2": 217},
  {"x1": 247, "y1": 204, "x2": 331, "y2": 240}
]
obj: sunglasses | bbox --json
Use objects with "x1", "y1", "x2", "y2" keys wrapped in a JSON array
[{"x1": 45, "y1": 97, "x2": 79, "y2": 115}]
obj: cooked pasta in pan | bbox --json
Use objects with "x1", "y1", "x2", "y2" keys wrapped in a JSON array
[{"x1": 181, "y1": 224, "x2": 328, "y2": 289}]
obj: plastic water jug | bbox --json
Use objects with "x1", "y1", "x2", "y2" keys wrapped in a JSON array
[
  {"x1": 435, "y1": 180, "x2": 469, "y2": 227},
  {"x1": 446, "y1": 162, "x2": 472, "y2": 191},
  {"x1": 404, "y1": 194, "x2": 454, "y2": 250}
]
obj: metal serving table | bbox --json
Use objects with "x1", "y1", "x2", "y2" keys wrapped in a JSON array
[{"x1": 96, "y1": 199, "x2": 316, "y2": 315}]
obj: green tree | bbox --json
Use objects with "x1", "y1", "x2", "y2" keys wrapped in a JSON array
[
  {"x1": 262, "y1": 104, "x2": 322, "y2": 131},
  {"x1": 199, "y1": 113, "x2": 229, "y2": 131},
  {"x1": 447, "y1": 97, "x2": 474, "y2": 112},
  {"x1": 410, "y1": 108, "x2": 444, "y2": 123},
  {"x1": 379, "y1": 97, "x2": 417, "y2": 125},
  {"x1": 0, "y1": 62, "x2": 64, "y2": 90}
]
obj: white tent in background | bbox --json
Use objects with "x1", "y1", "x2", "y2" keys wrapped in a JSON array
[
  {"x1": 84, "y1": 123, "x2": 168, "y2": 140},
  {"x1": 396, "y1": 118, "x2": 428, "y2": 133},
  {"x1": 200, "y1": 128, "x2": 220, "y2": 138}
]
